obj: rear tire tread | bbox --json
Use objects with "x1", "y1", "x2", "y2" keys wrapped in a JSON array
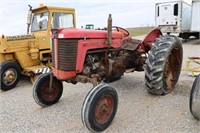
[{"x1": 145, "y1": 35, "x2": 182, "y2": 95}]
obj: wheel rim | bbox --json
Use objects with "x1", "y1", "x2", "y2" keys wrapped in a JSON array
[
  {"x1": 40, "y1": 79, "x2": 60, "y2": 101},
  {"x1": 164, "y1": 60, "x2": 174, "y2": 91},
  {"x1": 2, "y1": 68, "x2": 17, "y2": 85},
  {"x1": 95, "y1": 94, "x2": 114, "y2": 125},
  {"x1": 164, "y1": 47, "x2": 182, "y2": 92}
]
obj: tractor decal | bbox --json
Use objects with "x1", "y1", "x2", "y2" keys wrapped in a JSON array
[{"x1": 6, "y1": 34, "x2": 35, "y2": 41}]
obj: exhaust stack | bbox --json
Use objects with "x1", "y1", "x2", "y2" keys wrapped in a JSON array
[
  {"x1": 107, "y1": 14, "x2": 112, "y2": 47},
  {"x1": 27, "y1": 5, "x2": 32, "y2": 34}
]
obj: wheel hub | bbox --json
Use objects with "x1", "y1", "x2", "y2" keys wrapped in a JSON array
[
  {"x1": 95, "y1": 95, "x2": 114, "y2": 124},
  {"x1": 3, "y1": 69, "x2": 17, "y2": 85},
  {"x1": 41, "y1": 81, "x2": 59, "y2": 101},
  {"x1": 164, "y1": 54, "x2": 177, "y2": 92}
]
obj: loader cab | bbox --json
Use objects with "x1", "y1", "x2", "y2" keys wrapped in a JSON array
[
  {"x1": 31, "y1": 12, "x2": 49, "y2": 31},
  {"x1": 51, "y1": 12, "x2": 75, "y2": 29},
  {"x1": 30, "y1": 6, "x2": 76, "y2": 50}
]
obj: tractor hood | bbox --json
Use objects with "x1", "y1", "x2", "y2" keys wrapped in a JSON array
[{"x1": 54, "y1": 29, "x2": 123, "y2": 39}]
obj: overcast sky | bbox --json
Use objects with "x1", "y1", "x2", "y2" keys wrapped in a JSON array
[{"x1": 0, "y1": 0, "x2": 192, "y2": 35}]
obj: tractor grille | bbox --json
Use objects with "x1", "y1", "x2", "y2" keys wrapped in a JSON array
[{"x1": 52, "y1": 39, "x2": 78, "y2": 71}]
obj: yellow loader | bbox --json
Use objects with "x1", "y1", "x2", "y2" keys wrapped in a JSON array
[{"x1": 0, "y1": 5, "x2": 76, "y2": 90}]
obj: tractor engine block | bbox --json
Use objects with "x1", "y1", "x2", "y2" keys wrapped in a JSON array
[{"x1": 82, "y1": 49, "x2": 146, "y2": 82}]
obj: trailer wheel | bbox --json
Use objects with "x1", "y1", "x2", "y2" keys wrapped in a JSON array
[
  {"x1": 190, "y1": 74, "x2": 200, "y2": 120},
  {"x1": 0, "y1": 61, "x2": 21, "y2": 91},
  {"x1": 82, "y1": 84, "x2": 118, "y2": 132},
  {"x1": 145, "y1": 35, "x2": 183, "y2": 95},
  {"x1": 33, "y1": 73, "x2": 63, "y2": 107}
]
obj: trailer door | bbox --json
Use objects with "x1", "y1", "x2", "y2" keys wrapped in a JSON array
[{"x1": 157, "y1": 3, "x2": 178, "y2": 26}]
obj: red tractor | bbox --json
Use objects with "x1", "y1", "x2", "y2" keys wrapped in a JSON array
[{"x1": 33, "y1": 14, "x2": 183, "y2": 132}]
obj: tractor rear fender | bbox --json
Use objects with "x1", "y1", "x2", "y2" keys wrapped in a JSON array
[{"x1": 140, "y1": 28, "x2": 162, "y2": 52}]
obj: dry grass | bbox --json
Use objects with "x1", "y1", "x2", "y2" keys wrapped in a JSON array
[{"x1": 126, "y1": 27, "x2": 155, "y2": 36}]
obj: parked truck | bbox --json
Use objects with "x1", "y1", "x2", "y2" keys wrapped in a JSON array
[
  {"x1": 155, "y1": 0, "x2": 199, "y2": 40},
  {"x1": 0, "y1": 5, "x2": 76, "y2": 90},
  {"x1": 85, "y1": 24, "x2": 94, "y2": 29}
]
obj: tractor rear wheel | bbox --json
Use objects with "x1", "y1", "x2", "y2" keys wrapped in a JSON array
[
  {"x1": 81, "y1": 84, "x2": 118, "y2": 132},
  {"x1": 145, "y1": 35, "x2": 183, "y2": 95},
  {"x1": 0, "y1": 61, "x2": 21, "y2": 91},
  {"x1": 190, "y1": 74, "x2": 200, "y2": 120},
  {"x1": 33, "y1": 73, "x2": 63, "y2": 107}
]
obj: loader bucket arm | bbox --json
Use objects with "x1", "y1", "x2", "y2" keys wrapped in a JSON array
[{"x1": 141, "y1": 27, "x2": 162, "y2": 52}]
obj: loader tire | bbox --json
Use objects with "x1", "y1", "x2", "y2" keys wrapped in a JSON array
[
  {"x1": 189, "y1": 74, "x2": 200, "y2": 120},
  {"x1": 145, "y1": 35, "x2": 183, "y2": 95},
  {"x1": 33, "y1": 73, "x2": 63, "y2": 107},
  {"x1": 0, "y1": 61, "x2": 21, "y2": 91}
]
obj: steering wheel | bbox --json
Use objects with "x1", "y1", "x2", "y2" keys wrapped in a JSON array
[{"x1": 112, "y1": 26, "x2": 130, "y2": 37}]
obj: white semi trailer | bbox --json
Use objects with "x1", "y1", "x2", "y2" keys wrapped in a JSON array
[
  {"x1": 155, "y1": 0, "x2": 199, "y2": 41},
  {"x1": 191, "y1": 0, "x2": 200, "y2": 32}
]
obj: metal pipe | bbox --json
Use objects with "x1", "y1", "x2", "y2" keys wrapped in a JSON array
[
  {"x1": 27, "y1": 5, "x2": 32, "y2": 34},
  {"x1": 49, "y1": 72, "x2": 53, "y2": 91},
  {"x1": 107, "y1": 14, "x2": 112, "y2": 47}
]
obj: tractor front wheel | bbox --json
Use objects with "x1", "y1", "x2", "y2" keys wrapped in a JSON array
[
  {"x1": 33, "y1": 73, "x2": 63, "y2": 107},
  {"x1": 190, "y1": 74, "x2": 200, "y2": 120},
  {"x1": 81, "y1": 84, "x2": 118, "y2": 132},
  {"x1": 0, "y1": 61, "x2": 21, "y2": 91},
  {"x1": 145, "y1": 35, "x2": 183, "y2": 95}
]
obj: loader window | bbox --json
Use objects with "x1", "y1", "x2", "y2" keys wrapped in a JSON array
[
  {"x1": 31, "y1": 12, "x2": 49, "y2": 31},
  {"x1": 174, "y1": 3, "x2": 178, "y2": 16},
  {"x1": 52, "y1": 13, "x2": 74, "y2": 29}
]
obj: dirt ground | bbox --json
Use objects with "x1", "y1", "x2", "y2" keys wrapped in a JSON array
[{"x1": 1, "y1": 37, "x2": 200, "y2": 133}]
